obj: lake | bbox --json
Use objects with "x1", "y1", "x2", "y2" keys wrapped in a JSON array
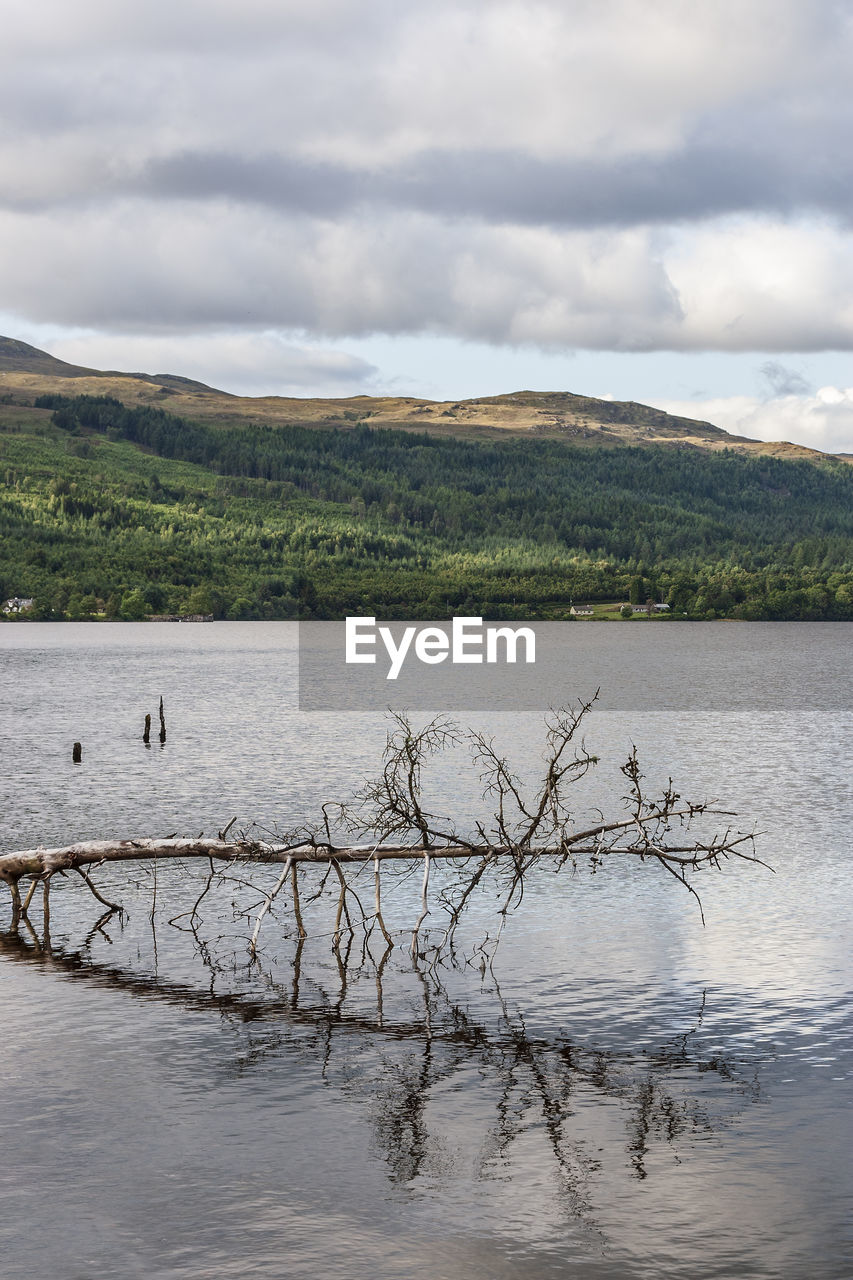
[{"x1": 1, "y1": 622, "x2": 851, "y2": 1279}]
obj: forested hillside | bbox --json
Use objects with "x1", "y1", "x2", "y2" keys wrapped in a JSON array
[{"x1": 2, "y1": 393, "x2": 853, "y2": 621}]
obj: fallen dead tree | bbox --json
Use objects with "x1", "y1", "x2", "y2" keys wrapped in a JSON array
[{"x1": 0, "y1": 697, "x2": 765, "y2": 960}]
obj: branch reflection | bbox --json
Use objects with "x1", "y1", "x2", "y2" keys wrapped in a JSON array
[{"x1": 0, "y1": 915, "x2": 761, "y2": 1227}]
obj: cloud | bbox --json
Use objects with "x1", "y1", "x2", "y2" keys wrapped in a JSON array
[
  {"x1": 0, "y1": 202, "x2": 681, "y2": 342},
  {"x1": 1, "y1": 0, "x2": 842, "y2": 162},
  {"x1": 652, "y1": 387, "x2": 853, "y2": 455},
  {"x1": 45, "y1": 331, "x2": 381, "y2": 398},
  {"x1": 4, "y1": 202, "x2": 853, "y2": 355},
  {"x1": 2, "y1": 0, "x2": 853, "y2": 356},
  {"x1": 88, "y1": 141, "x2": 853, "y2": 231},
  {"x1": 4, "y1": 1, "x2": 851, "y2": 226},
  {"x1": 760, "y1": 361, "x2": 813, "y2": 398}
]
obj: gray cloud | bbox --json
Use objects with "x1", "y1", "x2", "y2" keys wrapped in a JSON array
[
  {"x1": 7, "y1": 129, "x2": 850, "y2": 231},
  {"x1": 137, "y1": 152, "x2": 359, "y2": 219},
  {"x1": 2, "y1": 0, "x2": 853, "y2": 354},
  {"x1": 121, "y1": 139, "x2": 853, "y2": 229},
  {"x1": 760, "y1": 361, "x2": 814, "y2": 398}
]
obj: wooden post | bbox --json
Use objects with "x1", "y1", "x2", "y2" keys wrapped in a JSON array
[
  {"x1": 72, "y1": 742, "x2": 82, "y2": 764},
  {"x1": 159, "y1": 696, "x2": 166, "y2": 744},
  {"x1": 143, "y1": 713, "x2": 151, "y2": 745}
]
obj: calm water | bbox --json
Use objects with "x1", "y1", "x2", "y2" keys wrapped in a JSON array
[{"x1": 1, "y1": 622, "x2": 851, "y2": 1279}]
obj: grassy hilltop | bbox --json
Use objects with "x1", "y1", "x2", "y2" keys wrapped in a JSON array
[{"x1": 0, "y1": 335, "x2": 826, "y2": 457}]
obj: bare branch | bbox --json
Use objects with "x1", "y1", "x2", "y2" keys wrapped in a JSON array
[
  {"x1": 411, "y1": 853, "x2": 431, "y2": 957},
  {"x1": 249, "y1": 857, "x2": 293, "y2": 957},
  {"x1": 1, "y1": 701, "x2": 765, "y2": 956},
  {"x1": 76, "y1": 867, "x2": 125, "y2": 916}
]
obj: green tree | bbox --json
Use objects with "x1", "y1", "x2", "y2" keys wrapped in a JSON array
[
  {"x1": 120, "y1": 589, "x2": 150, "y2": 620},
  {"x1": 185, "y1": 585, "x2": 214, "y2": 616}
]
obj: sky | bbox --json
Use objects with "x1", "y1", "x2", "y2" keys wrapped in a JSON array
[{"x1": 3, "y1": 0, "x2": 853, "y2": 451}]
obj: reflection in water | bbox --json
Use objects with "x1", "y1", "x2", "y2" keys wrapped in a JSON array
[{"x1": 0, "y1": 910, "x2": 759, "y2": 1236}]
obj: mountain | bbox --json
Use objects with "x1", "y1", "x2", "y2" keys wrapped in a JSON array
[
  {"x1": 3, "y1": 337, "x2": 853, "y2": 623},
  {"x1": 0, "y1": 335, "x2": 825, "y2": 459},
  {"x1": 0, "y1": 336, "x2": 101, "y2": 377},
  {"x1": 0, "y1": 335, "x2": 226, "y2": 396}
]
